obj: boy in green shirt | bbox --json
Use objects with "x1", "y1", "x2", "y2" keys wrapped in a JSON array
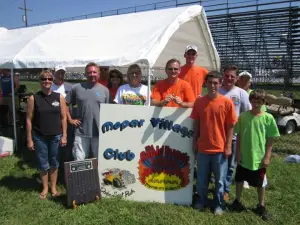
[{"x1": 232, "y1": 89, "x2": 280, "y2": 221}]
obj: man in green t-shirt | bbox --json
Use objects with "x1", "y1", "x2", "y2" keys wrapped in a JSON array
[{"x1": 232, "y1": 89, "x2": 280, "y2": 221}]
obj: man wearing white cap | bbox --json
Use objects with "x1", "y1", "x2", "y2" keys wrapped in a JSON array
[
  {"x1": 237, "y1": 71, "x2": 267, "y2": 112},
  {"x1": 179, "y1": 45, "x2": 208, "y2": 98},
  {"x1": 51, "y1": 66, "x2": 73, "y2": 98},
  {"x1": 237, "y1": 71, "x2": 252, "y2": 94},
  {"x1": 52, "y1": 66, "x2": 74, "y2": 164}
]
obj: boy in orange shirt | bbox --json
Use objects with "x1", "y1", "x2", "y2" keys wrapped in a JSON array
[
  {"x1": 151, "y1": 58, "x2": 195, "y2": 108},
  {"x1": 190, "y1": 71, "x2": 237, "y2": 215},
  {"x1": 179, "y1": 45, "x2": 208, "y2": 97}
]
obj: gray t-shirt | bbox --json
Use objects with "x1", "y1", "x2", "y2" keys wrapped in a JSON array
[
  {"x1": 65, "y1": 82, "x2": 110, "y2": 137},
  {"x1": 219, "y1": 86, "x2": 251, "y2": 140}
]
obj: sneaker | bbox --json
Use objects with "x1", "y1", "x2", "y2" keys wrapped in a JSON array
[
  {"x1": 255, "y1": 204, "x2": 270, "y2": 221},
  {"x1": 243, "y1": 181, "x2": 250, "y2": 189},
  {"x1": 231, "y1": 199, "x2": 246, "y2": 212},
  {"x1": 214, "y1": 206, "x2": 224, "y2": 215},
  {"x1": 194, "y1": 203, "x2": 205, "y2": 211},
  {"x1": 223, "y1": 192, "x2": 230, "y2": 201}
]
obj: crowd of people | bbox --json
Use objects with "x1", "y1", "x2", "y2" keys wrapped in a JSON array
[{"x1": 0, "y1": 44, "x2": 279, "y2": 221}]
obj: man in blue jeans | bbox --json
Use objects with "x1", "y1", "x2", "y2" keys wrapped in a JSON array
[
  {"x1": 190, "y1": 71, "x2": 237, "y2": 215},
  {"x1": 219, "y1": 65, "x2": 251, "y2": 201}
]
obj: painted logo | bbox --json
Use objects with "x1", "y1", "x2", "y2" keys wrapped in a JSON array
[
  {"x1": 230, "y1": 95, "x2": 240, "y2": 106},
  {"x1": 138, "y1": 145, "x2": 190, "y2": 191},
  {"x1": 102, "y1": 168, "x2": 136, "y2": 189},
  {"x1": 52, "y1": 100, "x2": 60, "y2": 107}
]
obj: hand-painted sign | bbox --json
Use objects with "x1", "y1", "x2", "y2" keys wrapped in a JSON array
[{"x1": 98, "y1": 104, "x2": 194, "y2": 205}]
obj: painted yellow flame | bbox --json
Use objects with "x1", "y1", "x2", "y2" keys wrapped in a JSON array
[{"x1": 144, "y1": 172, "x2": 182, "y2": 191}]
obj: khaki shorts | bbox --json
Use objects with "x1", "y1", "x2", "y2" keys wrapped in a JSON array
[{"x1": 0, "y1": 96, "x2": 20, "y2": 112}]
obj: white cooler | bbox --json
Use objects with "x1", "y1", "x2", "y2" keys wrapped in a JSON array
[{"x1": 0, "y1": 136, "x2": 14, "y2": 158}]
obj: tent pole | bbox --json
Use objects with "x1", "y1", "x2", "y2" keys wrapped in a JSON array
[
  {"x1": 10, "y1": 68, "x2": 18, "y2": 152},
  {"x1": 147, "y1": 66, "x2": 152, "y2": 106}
]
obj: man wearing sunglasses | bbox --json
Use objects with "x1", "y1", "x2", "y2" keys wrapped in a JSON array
[
  {"x1": 51, "y1": 66, "x2": 74, "y2": 165},
  {"x1": 66, "y1": 62, "x2": 111, "y2": 161},
  {"x1": 151, "y1": 59, "x2": 195, "y2": 108},
  {"x1": 98, "y1": 66, "x2": 110, "y2": 87},
  {"x1": 179, "y1": 45, "x2": 208, "y2": 98}
]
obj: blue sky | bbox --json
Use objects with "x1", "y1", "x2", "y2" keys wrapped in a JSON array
[
  {"x1": 1, "y1": 0, "x2": 298, "y2": 29},
  {"x1": 0, "y1": 0, "x2": 164, "y2": 29}
]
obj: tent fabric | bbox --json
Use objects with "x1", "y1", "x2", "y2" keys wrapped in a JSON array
[{"x1": 0, "y1": 5, "x2": 219, "y2": 71}]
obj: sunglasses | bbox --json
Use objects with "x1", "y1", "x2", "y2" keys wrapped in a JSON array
[
  {"x1": 100, "y1": 68, "x2": 109, "y2": 72},
  {"x1": 167, "y1": 67, "x2": 179, "y2": 71},
  {"x1": 111, "y1": 75, "x2": 120, "y2": 78},
  {"x1": 41, "y1": 77, "x2": 53, "y2": 81}
]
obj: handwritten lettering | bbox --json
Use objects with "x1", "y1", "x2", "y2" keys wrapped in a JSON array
[
  {"x1": 101, "y1": 187, "x2": 135, "y2": 198},
  {"x1": 102, "y1": 119, "x2": 145, "y2": 133},
  {"x1": 103, "y1": 149, "x2": 135, "y2": 161},
  {"x1": 150, "y1": 118, "x2": 193, "y2": 138}
]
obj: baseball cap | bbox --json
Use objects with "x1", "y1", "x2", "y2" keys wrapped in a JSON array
[
  {"x1": 185, "y1": 45, "x2": 198, "y2": 53},
  {"x1": 239, "y1": 71, "x2": 252, "y2": 79},
  {"x1": 54, "y1": 66, "x2": 66, "y2": 73}
]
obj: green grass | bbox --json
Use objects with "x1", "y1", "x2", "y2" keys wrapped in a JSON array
[
  {"x1": 0, "y1": 154, "x2": 299, "y2": 225},
  {"x1": 0, "y1": 81, "x2": 298, "y2": 224}
]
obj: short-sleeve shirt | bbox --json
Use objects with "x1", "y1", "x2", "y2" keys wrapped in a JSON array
[
  {"x1": 235, "y1": 111, "x2": 280, "y2": 170},
  {"x1": 178, "y1": 65, "x2": 208, "y2": 97},
  {"x1": 151, "y1": 79, "x2": 195, "y2": 107},
  {"x1": 248, "y1": 89, "x2": 267, "y2": 112},
  {"x1": 51, "y1": 82, "x2": 73, "y2": 98},
  {"x1": 114, "y1": 84, "x2": 149, "y2": 105},
  {"x1": 190, "y1": 95, "x2": 237, "y2": 154},
  {"x1": 0, "y1": 75, "x2": 12, "y2": 97},
  {"x1": 65, "y1": 82, "x2": 110, "y2": 137},
  {"x1": 219, "y1": 86, "x2": 252, "y2": 140}
]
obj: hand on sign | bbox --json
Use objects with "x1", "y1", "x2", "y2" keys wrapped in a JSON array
[
  {"x1": 174, "y1": 96, "x2": 183, "y2": 106},
  {"x1": 164, "y1": 94, "x2": 174, "y2": 103}
]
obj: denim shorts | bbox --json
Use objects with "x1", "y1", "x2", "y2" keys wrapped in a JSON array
[{"x1": 33, "y1": 134, "x2": 62, "y2": 171}]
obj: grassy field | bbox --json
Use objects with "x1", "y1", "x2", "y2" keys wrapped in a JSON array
[
  {"x1": 0, "y1": 154, "x2": 299, "y2": 225},
  {"x1": 1, "y1": 81, "x2": 297, "y2": 224}
]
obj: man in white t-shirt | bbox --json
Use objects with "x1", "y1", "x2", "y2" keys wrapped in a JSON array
[
  {"x1": 51, "y1": 66, "x2": 73, "y2": 97},
  {"x1": 114, "y1": 64, "x2": 150, "y2": 105},
  {"x1": 219, "y1": 65, "x2": 252, "y2": 201},
  {"x1": 52, "y1": 66, "x2": 74, "y2": 165}
]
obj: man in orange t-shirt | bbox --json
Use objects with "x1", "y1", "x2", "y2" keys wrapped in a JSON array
[
  {"x1": 98, "y1": 66, "x2": 110, "y2": 87},
  {"x1": 190, "y1": 71, "x2": 237, "y2": 215},
  {"x1": 151, "y1": 58, "x2": 195, "y2": 108},
  {"x1": 179, "y1": 45, "x2": 208, "y2": 97}
]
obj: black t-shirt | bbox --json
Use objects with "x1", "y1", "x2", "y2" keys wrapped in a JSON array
[{"x1": 33, "y1": 91, "x2": 62, "y2": 136}]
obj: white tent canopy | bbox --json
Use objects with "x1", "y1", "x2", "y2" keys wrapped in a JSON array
[{"x1": 0, "y1": 5, "x2": 219, "y2": 71}]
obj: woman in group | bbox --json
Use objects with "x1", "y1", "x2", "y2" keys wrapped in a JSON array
[
  {"x1": 114, "y1": 64, "x2": 150, "y2": 105},
  {"x1": 107, "y1": 69, "x2": 124, "y2": 100},
  {"x1": 26, "y1": 70, "x2": 67, "y2": 199},
  {"x1": 151, "y1": 58, "x2": 195, "y2": 108}
]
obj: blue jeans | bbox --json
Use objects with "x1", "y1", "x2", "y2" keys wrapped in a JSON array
[
  {"x1": 196, "y1": 152, "x2": 228, "y2": 208},
  {"x1": 224, "y1": 140, "x2": 237, "y2": 193},
  {"x1": 33, "y1": 134, "x2": 62, "y2": 171}
]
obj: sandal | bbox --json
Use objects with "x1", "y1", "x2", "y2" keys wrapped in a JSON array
[
  {"x1": 51, "y1": 192, "x2": 61, "y2": 197},
  {"x1": 39, "y1": 192, "x2": 48, "y2": 200}
]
